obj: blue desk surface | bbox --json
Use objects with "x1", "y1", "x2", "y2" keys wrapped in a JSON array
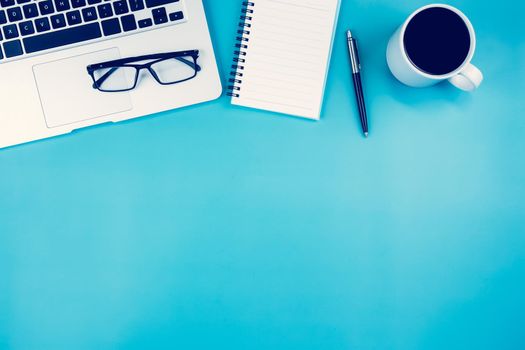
[{"x1": 1, "y1": 0, "x2": 524, "y2": 349}]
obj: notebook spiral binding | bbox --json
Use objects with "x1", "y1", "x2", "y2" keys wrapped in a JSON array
[{"x1": 227, "y1": 1, "x2": 255, "y2": 98}]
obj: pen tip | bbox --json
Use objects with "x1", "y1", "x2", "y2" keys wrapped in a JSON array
[
  {"x1": 347, "y1": 30, "x2": 352, "y2": 38},
  {"x1": 364, "y1": 132, "x2": 368, "y2": 138}
]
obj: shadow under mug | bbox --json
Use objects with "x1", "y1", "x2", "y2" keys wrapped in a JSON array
[{"x1": 386, "y1": 4, "x2": 483, "y2": 92}]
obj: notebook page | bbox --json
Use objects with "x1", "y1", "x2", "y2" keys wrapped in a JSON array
[{"x1": 231, "y1": 0, "x2": 340, "y2": 120}]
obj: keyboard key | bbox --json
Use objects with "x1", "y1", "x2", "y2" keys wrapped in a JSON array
[
  {"x1": 0, "y1": 0, "x2": 15, "y2": 8},
  {"x1": 0, "y1": 10, "x2": 6, "y2": 25},
  {"x1": 71, "y1": 0, "x2": 85, "y2": 8},
  {"x1": 152, "y1": 7, "x2": 166, "y2": 25},
  {"x1": 54, "y1": 0, "x2": 70, "y2": 12},
  {"x1": 66, "y1": 9, "x2": 81, "y2": 25},
  {"x1": 22, "y1": 3, "x2": 38, "y2": 19},
  {"x1": 50, "y1": 13, "x2": 66, "y2": 28},
  {"x1": 18, "y1": 20, "x2": 34, "y2": 35},
  {"x1": 17, "y1": 0, "x2": 30, "y2": 3},
  {"x1": 137, "y1": 18, "x2": 151, "y2": 28},
  {"x1": 87, "y1": 0, "x2": 101, "y2": 4},
  {"x1": 120, "y1": 13, "x2": 135, "y2": 31},
  {"x1": 113, "y1": 0, "x2": 127, "y2": 14},
  {"x1": 3, "y1": 39, "x2": 22, "y2": 57},
  {"x1": 39, "y1": 1, "x2": 55, "y2": 15},
  {"x1": 23, "y1": 22, "x2": 101, "y2": 53},
  {"x1": 0, "y1": 47, "x2": 3, "y2": 59},
  {"x1": 81, "y1": 6, "x2": 97, "y2": 21},
  {"x1": 101, "y1": 17, "x2": 120, "y2": 35},
  {"x1": 145, "y1": 0, "x2": 177, "y2": 8},
  {"x1": 0, "y1": 30, "x2": 2, "y2": 40},
  {"x1": 3, "y1": 23, "x2": 18, "y2": 39},
  {"x1": 35, "y1": 17, "x2": 51, "y2": 32},
  {"x1": 7, "y1": 7, "x2": 22, "y2": 22},
  {"x1": 128, "y1": 0, "x2": 143, "y2": 11},
  {"x1": 169, "y1": 11, "x2": 183, "y2": 21},
  {"x1": 97, "y1": 3, "x2": 111, "y2": 18}
]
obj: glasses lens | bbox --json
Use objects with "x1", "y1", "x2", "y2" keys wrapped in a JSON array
[
  {"x1": 92, "y1": 66, "x2": 137, "y2": 91},
  {"x1": 150, "y1": 56, "x2": 198, "y2": 84}
]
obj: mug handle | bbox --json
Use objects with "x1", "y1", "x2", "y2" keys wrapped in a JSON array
[{"x1": 448, "y1": 63, "x2": 483, "y2": 92}]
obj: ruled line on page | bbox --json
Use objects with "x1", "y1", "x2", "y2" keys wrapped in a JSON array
[
  {"x1": 252, "y1": 38, "x2": 324, "y2": 53},
  {"x1": 267, "y1": 0, "x2": 329, "y2": 12},
  {"x1": 241, "y1": 82, "x2": 319, "y2": 101},
  {"x1": 245, "y1": 50, "x2": 321, "y2": 66},
  {"x1": 241, "y1": 73, "x2": 318, "y2": 89},
  {"x1": 254, "y1": 10, "x2": 330, "y2": 28},
  {"x1": 246, "y1": 73, "x2": 317, "y2": 87},
  {"x1": 247, "y1": 69, "x2": 318, "y2": 83},
  {"x1": 254, "y1": 28, "x2": 325, "y2": 43},
  {"x1": 252, "y1": 19, "x2": 327, "y2": 36},
  {"x1": 238, "y1": 97, "x2": 315, "y2": 112},
  {"x1": 243, "y1": 64, "x2": 321, "y2": 80},
  {"x1": 241, "y1": 63, "x2": 322, "y2": 81},
  {"x1": 242, "y1": 83, "x2": 317, "y2": 98},
  {"x1": 245, "y1": 59, "x2": 320, "y2": 74}
]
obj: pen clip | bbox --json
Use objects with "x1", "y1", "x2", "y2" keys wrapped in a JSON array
[
  {"x1": 348, "y1": 38, "x2": 361, "y2": 74},
  {"x1": 354, "y1": 41, "x2": 361, "y2": 70}
]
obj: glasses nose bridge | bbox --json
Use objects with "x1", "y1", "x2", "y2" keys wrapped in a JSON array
[
  {"x1": 135, "y1": 64, "x2": 154, "y2": 81},
  {"x1": 133, "y1": 64, "x2": 161, "y2": 84},
  {"x1": 135, "y1": 63, "x2": 150, "y2": 70}
]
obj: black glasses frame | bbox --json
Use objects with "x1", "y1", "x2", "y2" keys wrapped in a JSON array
[{"x1": 86, "y1": 50, "x2": 201, "y2": 92}]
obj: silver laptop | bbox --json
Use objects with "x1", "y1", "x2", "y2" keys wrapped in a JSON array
[{"x1": 0, "y1": 0, "x2": 221, "y2": 149}]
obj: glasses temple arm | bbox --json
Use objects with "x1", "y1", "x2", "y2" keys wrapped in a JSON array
[{"x1": 174, "y1": 57, "x2": 201, "y2": 72}]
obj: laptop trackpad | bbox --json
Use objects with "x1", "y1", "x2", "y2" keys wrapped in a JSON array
[{"x1": 33, "y1": 48, "x2": 132, "y2": 128}]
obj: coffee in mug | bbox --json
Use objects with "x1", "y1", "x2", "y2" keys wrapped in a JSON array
[{"x1": 387, "y1": 4, "x2": 483, "y2": 91}]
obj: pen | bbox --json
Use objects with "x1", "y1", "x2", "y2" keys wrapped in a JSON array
[{"x1": 347, "y1": 30, "x2": 369, "y2": 137}]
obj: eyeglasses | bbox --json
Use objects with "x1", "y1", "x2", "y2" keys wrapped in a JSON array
[{"x1": 86, "y1": 50, "x2": 201, "y2": 92}]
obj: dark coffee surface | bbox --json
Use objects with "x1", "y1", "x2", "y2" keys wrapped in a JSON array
[{"x1": 403, "y1": 7, "x2": 471, "y2": 76}]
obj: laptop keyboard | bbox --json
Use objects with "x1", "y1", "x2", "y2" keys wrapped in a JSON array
[{"x1": 0, "y1": 0, "x2": 185, "y2": 61}]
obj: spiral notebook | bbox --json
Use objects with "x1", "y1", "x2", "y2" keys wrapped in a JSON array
[{"x1": 228, "y1": 0, "x2": 341, "y2": 120}]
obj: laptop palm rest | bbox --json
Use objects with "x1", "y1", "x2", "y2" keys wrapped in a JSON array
[{"x1": 32, "y1": 48, "x2": 133, "y2": 129}]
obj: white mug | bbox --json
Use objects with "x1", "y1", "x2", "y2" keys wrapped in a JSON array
[{"x1": 386, "y1": 4, "x2": 483, "y2": 91}]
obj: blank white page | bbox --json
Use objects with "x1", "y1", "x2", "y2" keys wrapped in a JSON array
[{"x1": 230, "y1": 0, "x2": 340, "y2": 120}]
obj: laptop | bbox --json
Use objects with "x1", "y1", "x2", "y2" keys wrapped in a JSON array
[{"x1": 0, "y1": 0, "x2": 222, "y2": 149}]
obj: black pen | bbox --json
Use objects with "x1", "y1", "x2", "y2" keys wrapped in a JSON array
[{"x1": 347, "y1": 30, "x2": 369, "y2": 137}]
